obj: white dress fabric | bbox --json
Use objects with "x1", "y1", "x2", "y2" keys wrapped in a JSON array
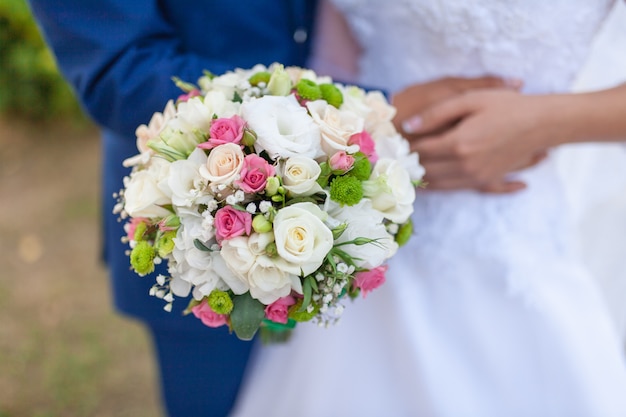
[{"x1": 230, "y1": 2, "x2": 626, "y2": 416}]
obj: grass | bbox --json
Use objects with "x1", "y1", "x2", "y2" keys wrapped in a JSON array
[{"x1": 0, "y1": 118, "x2": 162, "y2": 417}]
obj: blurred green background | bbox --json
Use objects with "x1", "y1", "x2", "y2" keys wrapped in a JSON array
[
  {"x1": 0, "y1": 1, "x2": 162, "y2": 416},
  {"x1": 0, "y1": 0, "x2": 83, "y2": 121}
]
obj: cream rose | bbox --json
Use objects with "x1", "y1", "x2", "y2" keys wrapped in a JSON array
[
  {"x1": 241, "y1": 95, "x2": 323, "y2": 160},
  {"x1": 272, "y1": 202, "x2": 334, "y2": 276},
  {"x1": 363, "y1": 158, "x2": 416, "y2": 224},
  {"x1": 281, "y1": 156, "x2": 324, "y2": 196},
  {"x1": 306, "y1": 100, "x2": 363, "y2": 156},
  {"x1": 123, "y1": 158, "x2": 171, "y2": 218},
  {"x1": 199, "y1": 143, "x2": 244, "y2": 185}
]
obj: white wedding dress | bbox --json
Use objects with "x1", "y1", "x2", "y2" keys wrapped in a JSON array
[{"x1": 230, "y1": 1, "x2": 626, "y2": 416}]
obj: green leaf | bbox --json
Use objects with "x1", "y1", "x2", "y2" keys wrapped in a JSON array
[
  {"x1": 193, "y1": 239, "x2": 213, "y2": 252},
  {"x1": 299, "y1": 276, "x2": 314, "y2": 312},
  {"x1": 230, "y1": 293, "x2": 266, "y2": 341}
]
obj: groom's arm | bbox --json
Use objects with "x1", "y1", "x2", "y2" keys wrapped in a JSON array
[{"x1": 28, "y1": 0, "x2": 316, "y2": 141}]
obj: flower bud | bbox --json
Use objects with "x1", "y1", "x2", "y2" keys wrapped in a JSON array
[
  {"x1": 241, "y1": 129, "x2": 257, "y2": 147},
  {"x1": 265, "y1": 176, "x2": 280, "y2": 196},
  {"x1": 267, "y1": 65, "x2": 293, "y2": 96},
  {"x1": 252, "y1": 214, "x2": 273, "y2": 234}
]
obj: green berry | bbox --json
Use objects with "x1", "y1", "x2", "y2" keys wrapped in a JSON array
[{"x1": 395, "y1": 219, "x2": 413, "y2": 247}]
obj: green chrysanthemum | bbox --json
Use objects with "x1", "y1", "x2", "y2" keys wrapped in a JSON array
[
  {"x1": 248, "y1": 71, "x2": 271, "y2": 86},
  {"x1": 288, "y1": 299, "x2": 319, "y2": 322},
  {"x1": 348, "y1": 154, "x2": 372, "y2": 181},
  {"x1": 207, "y1": 290, "x2": 234, "y2": 315},
  {"x1": 330, "y1": 175, "x2": 363, "y2": 206},
  {"x1": 130, "y1": 241, "x2": 156, "y2": 275},
  {"x1": 395, "y1": 219, "x2": 413, "y2": 247},
  {"x1": 319, "y1": 83, "x2": 343, "y2": 108},
  {"x1": 296, "y1": 79, "x2": 322, "y2": 101}
]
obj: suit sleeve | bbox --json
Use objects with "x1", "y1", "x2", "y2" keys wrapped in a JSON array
[{"x1": 28, "y1": 0, "x2": 235, "y2": 139}]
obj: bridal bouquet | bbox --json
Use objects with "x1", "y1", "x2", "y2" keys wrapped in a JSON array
[{"x1": 115, "y1": 63, "x2": 424, "y2": 341}]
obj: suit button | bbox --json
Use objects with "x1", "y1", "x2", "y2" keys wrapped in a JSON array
[{"x1": 293, "y1": 28, "x2": 308, "y2": 43}]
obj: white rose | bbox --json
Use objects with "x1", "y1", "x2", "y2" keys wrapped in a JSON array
[
  {"x1": 375, "y1": 134, "x2": 425, "y2": 182},
  {"x1": 328, "y1": 200, "x2": 398, "y2": 269},
  {"x1": 363, "y1": 158, "x2": 416, "y2": 224},
  {"x1": 199, "y1": 143, "x2": 244, "y2": 185},
  {"x1": 272, "y1": 202, "x2": 334, "y2": 276},
  {"x1": 280, "y1": 156, "x2": 324, "y2": 196},
  {"x1": 241, "y1": 95, "x2": 323, "y2": 160},
  {"x1": 247, "y1": 255, "x2": 300, "y2": 304},
  {"x1": 124, "y1": 158, "x2": 171, "y2": 218},
  {"x1": 306, "y1": 100, "x2": 363, "y2": 156},
  {"x1": 163, "y1": 148, "x2": 208, "y2": 207}
]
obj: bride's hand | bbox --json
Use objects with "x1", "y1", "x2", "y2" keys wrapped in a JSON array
[
  {"x1": 404, "y1": 89, "x2": 552, "y2": 193},
  {"x1": 392, "y1": 76, "x2": 520, "y2": 135}
]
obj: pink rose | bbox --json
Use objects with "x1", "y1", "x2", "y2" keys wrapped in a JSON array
[
  {"x1": 329, "y1": 151, "x2": 355, "y2": 172},
  {"x1": 126, "y1": 217, "x2": 149, "y2": 241},
  {"x1": 192, "y1": 302, "x2": 228, "y2": 328},
  {"x1": 264, "y1": 295, "x2": 296, "y2": 324},
  {"x1": 214, "y1": 206, "x2": 252, "y2": 243},
  {"x1": 198, "y1": 115, "x2": 246, "y2": 149},
  {"x1": 348, "y1": 131, "x2": 378, "y2": 164},
  {"x1": 353, "y1": 265, "x2": 387, "y2": 298},
  {"x1": 235, "y1": 154, "x2": 276, "y2": 193},
  {"x1": 177, "y1": 89, "x2": 201, "y2": 103}
]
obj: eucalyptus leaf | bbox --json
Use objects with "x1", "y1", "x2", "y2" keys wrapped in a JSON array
[
  {"x1": 193, "y1": 239, "x2": 212, "y2": 252},
  {"x1": 230, "y1": 293, "x2": 265, "y2": 341}
]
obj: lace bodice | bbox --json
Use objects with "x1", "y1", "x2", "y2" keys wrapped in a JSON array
[{"x1": 332, "y1": 0, "x2": 615, "y2": 94}]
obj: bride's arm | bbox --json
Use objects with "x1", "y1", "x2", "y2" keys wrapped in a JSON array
[
  {"x1": 404, "y1": 83, "x2": 626, "y2": 192},
  {"x1": 308, "y1": 0, "x2": 361, "y2": 81}
]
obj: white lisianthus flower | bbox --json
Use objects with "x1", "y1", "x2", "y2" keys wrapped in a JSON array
[
  {"x1": 364, "y1": 91, "x2": 396, "y2": 129},
  {"x1": 280, "y1": 156, "x2": 324, "y2": 196},
  {"x1": 199, "y1": 143, "x2": 245, "y2": 186},
  {"x1": 272, "y1": 202, "x2": 334, "y2": 276},
  {"x1": 241, "y1": 95, "x2": 324, "y2": 160},
  {"x1": 363, "y1": 158, "x2": 416, "y2": 224},
  {"x1": 163, "y1": 148, "x2": 208, "y2": 207},
  {"x1": 375, "y1": 134, "x2": 425, "y2": 181},
  {"x1": 328, "y1": 200, "x2": 398, "y2": 269},
  {"x1": 247, "y1": 255, "x2": 300, "y2": 304},
  {"x1": 123, "y1": 158, "x2": 171, "y2": 218},
  {"x1": 306, "y1": 100, "x2": 363, "y2": 156}
]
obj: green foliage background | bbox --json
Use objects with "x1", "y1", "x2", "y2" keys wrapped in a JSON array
[{"x1": 0, "y1": 0, "x2": 84, "y2": 120}]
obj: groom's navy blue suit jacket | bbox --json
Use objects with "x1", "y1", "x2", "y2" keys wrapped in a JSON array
[
  {"x1": 29, "y1": 3, "x2": 317, "y2": 414},
  {"x1": 29, "y1": 0, "x2": 318, "y2": 326}
]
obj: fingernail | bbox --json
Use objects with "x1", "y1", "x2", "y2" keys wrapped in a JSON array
[
  {"x1": 402, "y1": 116, "x2": 422, "y2": 134},
  {"x1": 504, "y1": 78, "x2": 524, "y2": 90}
]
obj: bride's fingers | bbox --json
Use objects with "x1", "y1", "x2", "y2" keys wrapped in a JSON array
[
  {"x1": 478, "y1": 181, "x2": 527, "y2": 194},
  {"x1": 402, "y1": 94, "x2": 474, "y2": 135},
  {"x1": 410, "y1": 135, "x2": 457, "y2": 160},
  {"x1": 512, "y1": 150, "x2": 549, "y2": 171}
]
